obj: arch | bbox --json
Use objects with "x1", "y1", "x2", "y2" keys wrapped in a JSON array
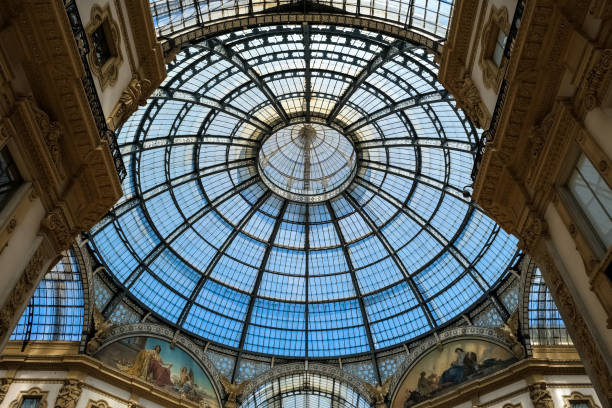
[
  {"x1": 238, "y1": 363, "x2": 374, "y2": 407},
  {"x1": 388, "y1": 326, "x2": 516, "y2": 406},
  {"x1": 97, "y1": 322, "x2": 225, "y2": 405}
]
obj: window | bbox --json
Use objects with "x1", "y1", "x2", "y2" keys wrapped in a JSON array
[
  {"x1": 570, "y1": 401, "x2": 591, "y2": 408},
  {"x1": 478, "y1": 6, "x2": 509, "y2": 89},
  {"x1": 85, "y1": 5, "x2": 122, "y2": 89},
  {"x1": 21, "y1": 397, "x2": 41, "y2": 408},
  {"x1": 91, "y1": 24, "x2": 112, "y2": 67},
  {"x1": 0, "y1": 146, "x2": 22, "y2": 209},
  {"x1": 492, "y1": 29, "x2": 507, "y2": 67},
  {"x1": 568, "y1": 153, "x2": 612, "y2": 248}
]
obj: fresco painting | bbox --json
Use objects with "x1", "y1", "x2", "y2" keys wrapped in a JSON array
[
  {"x1": 392, "y1": 339, "x2": 516, "y2": 408},
  {"x1": 95, "y1": 337, "x2": 219, "y2": 408}
]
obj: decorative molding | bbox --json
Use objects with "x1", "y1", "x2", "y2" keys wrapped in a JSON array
[
  {"x1": 55, "y1": 379, "x2": 83, "y2": 408},
  {"x1": 86, "y1": 399, "x2": 111, "y2": 408},
  {"x1": 0, "y1": 378, "x2": 14, "y2": 405},
  {"x1": 450, "y1": 70, "x2": 492, "y2": 129},
  {"x1": 85, "y1": 4, "x2": 123, "y2": 90},
  {"x1": 8, "y1": 387, "x2": 49, "y2": 408},
  {"x1": 106, "y1": 75, "x2": 151, "y2": 130},
  {"x1": 574, "y1": 49, "x2": 612, "y2": 119},
  {"x1": 502, "y1": 403, "x2": 522, "y2": 408},
  {"x1": 478, "y1": 6, "x2": 510, "y2": 90},
  {"x1": 562, "y1": 391, "x2": 601, "y2": 408},
  {"x1": 529, "y1": 383, "x2": 554, "y2": 408},
  {"x1": 97, "y1": 323, "x2": 223, "y2": 406}
]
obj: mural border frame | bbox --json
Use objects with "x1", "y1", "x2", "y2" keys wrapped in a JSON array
[
  {"x1": 96, "y1": 323, "x2": 224, "y2": 406},
  {"x1": 388, "y1": 325, "x2": 516, "y2": 405}
]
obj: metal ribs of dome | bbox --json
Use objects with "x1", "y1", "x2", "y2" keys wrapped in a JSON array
[{"x1": 90, "y1": 24, "x2": 518, "y2": 359}]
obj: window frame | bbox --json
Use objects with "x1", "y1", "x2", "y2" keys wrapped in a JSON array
[{"x1": 478, "y1": 5, "x2": 510, "y2": 90}]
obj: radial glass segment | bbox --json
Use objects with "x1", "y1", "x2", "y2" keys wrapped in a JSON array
[
  {"x1": 259, "y1": 124, "x2": 356, "y2": 202},
  {"x1": 90, "y1": 24, "x2": 518, "y2": 358}
]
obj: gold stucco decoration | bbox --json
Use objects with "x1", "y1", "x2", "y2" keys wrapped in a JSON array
[{"x1": 85, "y1": 5, "x2": 123, "y2": 90}]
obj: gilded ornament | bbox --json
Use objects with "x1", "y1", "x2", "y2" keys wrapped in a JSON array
[
  {"x1": 498, "y1": 310, "x2": 526, "y2": 359},
  {"x1": 364, "y1": 378, "x2": 391, "y2": 408},
  {"x1": 85, "y1": 307, "x2": 115, "y2": 355},
  {"x1": 529, "y1": 383, "x2": 554, "y2": 408},
  {"x1": 219, "y1": 375, "x2": 249, "y2": 408},
  {"x1": 55, "y1": 379, "x2": 83, "y2": 408}
]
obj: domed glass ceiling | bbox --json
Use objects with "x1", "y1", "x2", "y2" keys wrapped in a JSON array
[
  {"x1": 90, "y1": 24, "x2": 518, "y2": 358},
  {"x1": 259, "y1": 123, "x2": 356, "y2": 202}
]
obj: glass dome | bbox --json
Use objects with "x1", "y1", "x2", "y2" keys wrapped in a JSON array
[
  {"x1": 259, "y1": 123, "x2": 357, "y2": 202},
  {"x1": 90, "y1": 24, "x2": 518, "y2": 358}
]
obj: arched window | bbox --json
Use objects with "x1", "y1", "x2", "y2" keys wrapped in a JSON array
[
  {"x1": 240, "y1": 372, "x2": 371, "y2": 408},
  {"x1": 11, "y1": 249, "x2": 85, "y2": 342},
  {"x1": 527, "y1": 267, "x2": 572, "y2": 346}
]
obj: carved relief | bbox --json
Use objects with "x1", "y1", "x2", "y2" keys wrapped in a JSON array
[
  {"x1": 499, "y1": 310, "x2": 526, "y2": 359},
  {"x1": 0, "y1": 378, "x2": 13, "y2": 405},
  {"x1": 85, "y1": 5, "x2": 123, "y2": 90},
  {"x1": 452, "y1": 71, "x2": 491, "y2": 129},
  {"x1": 579, "y1": 49, "x2": 612, "y2": 115},
  {"x1": 86, "y1": 399, "x2": 111, "y2": 408},
  {"x1": 529, "y1": 383, "x2": 554, "y2": 408},
  {"x1": 8, "y1": 388, "x2": 48, "y2": 408},
  {"x1": 563, "y1": 391, "x2": 600, "y2": 408},
  {"x1": 30, "y1": 103, "x2": 63, "y2": 171},
  {"x1": 364, "y1": 378, "x2": 391, "y2": 408},
  {"x1": 219, "y1": 375, "x2": 249, "y2": 408},
  {"x1": 55, "y1": 379, "x2": 83, "y2": 408},
  {"x1": 479, "y1": 6, "x2": 510, "y2": 90},
  {"x1": 107, "y1": 75, "x2": 151, "y2": 130},
  {"x1": 42, "y1": 207, "x2": 79, "y2": 253}
]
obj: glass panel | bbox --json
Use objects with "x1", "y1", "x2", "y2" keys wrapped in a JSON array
[
  {"x1": 21, "y1": 397, "x2": 41, "y2": 408},
  {"x1": 492, "y1": 29, "x2": 506, "y2": 67},
  {"x1": 568, "y1": 154, "x2": 612, "y2": 247},
  {"x1": 90, "y1": 26, "x2": 518, "y2": 357}
]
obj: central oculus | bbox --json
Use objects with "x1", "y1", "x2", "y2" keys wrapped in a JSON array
[{"x1": 258, "y1": 123, "x2": 357, "y2": 203}]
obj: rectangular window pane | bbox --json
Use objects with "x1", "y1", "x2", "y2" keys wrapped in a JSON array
[
  {"x1": 568, "y1": 154, "x2": 612, "y2": 247},
  {"x1": 492, "y1": 30, "x2": 506, "y2": 67},
  {"x1": 21, "y1": 397, "x2": 41, "y2": 408}
]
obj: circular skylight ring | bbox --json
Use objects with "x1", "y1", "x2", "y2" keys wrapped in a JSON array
[{"x1": 258, "y1": 124, "x2": 358, "y2": 203}]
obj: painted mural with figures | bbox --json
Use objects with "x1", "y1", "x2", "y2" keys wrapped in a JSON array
[
  {"x1": 392, "y1": 339, "x2": 516, "y2": 408},
  {"x1": 95, "y1": 336, "x2": 220, "y2": 408}
]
